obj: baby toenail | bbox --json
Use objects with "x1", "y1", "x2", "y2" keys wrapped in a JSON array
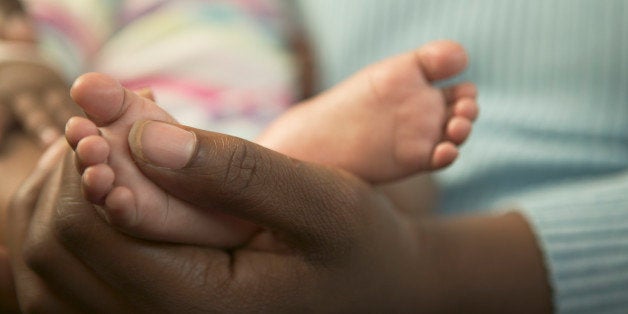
[{"x1": 129, "y1": 121, "x2": 197, "y2": 169}]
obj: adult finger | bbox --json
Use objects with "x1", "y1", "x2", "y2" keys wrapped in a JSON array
[
  {"x1": 127, "y1": 121, "x2": 375, "y2": 249},
  {"x1": 21, "y1": 168, "x2": 134, "y2": 313},
  {"x1": 6, "y1": 142, "x2": 133, "y2": 312},
  {"x1": 6, "y1": 140, "x2": 67, "y2": 231},
  {"x1": 0, "y1": 13, "x2": 36, "y2": 42},
  {"x1": 12, "y1": 193, "x2": 91, "y2": 314},
  {"x1": 42, "y1": 86, "x2": 82, "y2": 129},
  {"x1": 50, "y1": 154, "x2": 240, "y2": 312},
  {"x1": 5, "y1": 140, "x2": 79, "y2": 312},
  {"x1": 11, "y1": 92, "x2": 61, "y2": 147},
  {"x1": 0, "y1": 0, "x2": 35, "y2": 42}
]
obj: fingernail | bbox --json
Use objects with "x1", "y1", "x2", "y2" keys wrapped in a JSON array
[{"x1": 129, "y1": 121, "x2": 196, "y2": 169}]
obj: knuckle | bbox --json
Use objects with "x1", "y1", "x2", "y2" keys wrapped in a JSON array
[{"x1": 221, "y1": 140, "x2": 263, "y2": 193}]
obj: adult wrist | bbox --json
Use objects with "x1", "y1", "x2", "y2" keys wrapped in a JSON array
[{"x1": 417, "y1": 212, "x2": 553, "y2": 313}]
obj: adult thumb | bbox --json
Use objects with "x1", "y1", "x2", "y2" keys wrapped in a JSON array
[{"x1": 127, "y1": 120, "x2": 371, "y2": 248}]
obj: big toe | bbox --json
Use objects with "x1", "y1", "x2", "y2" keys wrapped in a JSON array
[
  {"x1": 70, "y1": 73, "x2": 127, "y2": 126},
  {"x1": 418, "y1": 40, "x2": 468, "y2": 81}
]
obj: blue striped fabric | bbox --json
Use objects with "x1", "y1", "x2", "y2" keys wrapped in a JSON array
[{"x1": 295, "y1": 0, "x2": 628, "y2": 312}]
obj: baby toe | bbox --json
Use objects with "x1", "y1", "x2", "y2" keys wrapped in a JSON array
[
  {"x1": 451, "y1": 98, "x2": 479, "y2": 121},
  {"x1": 418, "y1": 40, "x2": 468, "y2": 81},
  {"x1": 446, "y1": 116, "x2": 473, "y2": 145},
  {"x1": 443, "y1": 82, "x2": 477, "y2": 103},
  {"x1": 82, "y1": 164, "x2": 114, "y2": 204},
  {"x1": 457, "y1": 82, "x2": 478, "y2": 99},
  {"x1": 66, "y1": 116, "x2": 99, "y2": 149},
  {"x1": 430, "y1": 142, "x2": 459, "y2": 169},
  {"x1": 104, "y1": 186, "x2": 138, "y2": 228},
  {"x1": 75, "y1": 135, "x2": 110, "y2": 170}
]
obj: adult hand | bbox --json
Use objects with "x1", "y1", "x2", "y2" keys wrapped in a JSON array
[
  {"x1": 0, "y1": 60, "x2": 80, "y2": 147},
  {"x1": 6, "y1": 124, "x2": 439, "y2": 313},
  {"x1": 0, "y1": 130, "x2": 42, "y2": 313},
  {"x1": 0, "y1": 0, "x2": 79, "y2": 147},
  {"x1": 0, "y1": 0, "x2": 34, "y2": 42},
  {"x1": 6, "y1": 123, "x2": 551, "y2": 313},
  {"x1": 0, "y1": 88, "x2": 152, "y2": 312},
  {"x1": 0, "y1": 60, "x2": 77, "y2": 309},
  {"x1": 2, "y1": 139, "x2": 64, "y2": 313}
]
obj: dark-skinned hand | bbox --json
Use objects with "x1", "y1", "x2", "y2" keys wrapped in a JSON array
[{"x1": 5, "y1": 122, "x2": 552, "y2": 313}]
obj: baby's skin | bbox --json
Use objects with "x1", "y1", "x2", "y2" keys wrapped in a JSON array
[
  {"x1": 257, "y1": 40, "x2": 477, "y2": 182},
  {"x1": 65, "y1": 40, "x2": 478, "y2": 248}
]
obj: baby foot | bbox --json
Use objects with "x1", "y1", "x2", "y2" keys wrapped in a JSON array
[
  {"x1": 258, "y1": 40, "x2": 478, "y2": 183},
  {"x1": 65, "y1": 73, "x2": 258, "y2": 247}
]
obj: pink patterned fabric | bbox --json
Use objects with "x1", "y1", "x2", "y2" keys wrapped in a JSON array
[{"x1": 26, "y1": 0, "x2": 298, "y2": 139}]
